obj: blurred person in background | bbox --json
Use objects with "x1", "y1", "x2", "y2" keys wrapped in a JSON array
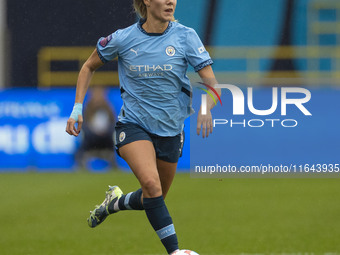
[
  {"x1": 65, "y1": 0, "x2": 220, "y2": 254},
  {"x1": 75, "y1": 85, "x2": 117, "y2": 169}
]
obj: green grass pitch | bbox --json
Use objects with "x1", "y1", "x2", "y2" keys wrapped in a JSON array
[{"x1": 1, "y1": 171, "x2": 340, "y2": 255}]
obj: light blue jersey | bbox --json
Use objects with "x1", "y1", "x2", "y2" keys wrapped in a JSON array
[{"x1": 96, "y1": 19, "x2": 213, "y2": 136}]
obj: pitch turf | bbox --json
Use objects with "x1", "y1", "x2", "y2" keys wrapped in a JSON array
[{"x1": 0, "y1": 171, "x2": 339, "y2": 255}]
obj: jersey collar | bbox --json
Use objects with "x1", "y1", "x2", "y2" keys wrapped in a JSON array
[{"x1": 137, "y1": 19, "x2": 172, "y2": 36}]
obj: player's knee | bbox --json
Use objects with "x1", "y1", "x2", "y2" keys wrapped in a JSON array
[
  {"x1": 162, "y1": 189, "x2": 169, "y2": 200},
  {"x1": 141, "y1": 177, "x2": 162, "y2": 198}
]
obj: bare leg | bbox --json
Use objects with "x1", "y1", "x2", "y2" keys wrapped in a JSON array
[
  {"x1": 156, "y1": 159, "x2": 177, "y2": 199},
  {"x1": 118, "y1": 140, "x2": 162, "y2": 198}
]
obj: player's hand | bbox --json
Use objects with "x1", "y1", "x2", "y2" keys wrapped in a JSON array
[
  {"x1": 66, "y1": 115, "x2": 83, "y2": 136},
  {"x1": 197, "y1": 107, "x2": 213, "y2": 138},
  {"x1": 65, "y1": 103, "x2": 83, "y2": 137}
]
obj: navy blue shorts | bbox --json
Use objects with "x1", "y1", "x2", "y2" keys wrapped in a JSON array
[{"x1": 114, "y1": 122, "x2": 184, "y2": 163}]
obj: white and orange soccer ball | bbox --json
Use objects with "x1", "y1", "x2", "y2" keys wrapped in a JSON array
[{"x1": 173, "y1": 250, "x2": 199, "y2": 255}]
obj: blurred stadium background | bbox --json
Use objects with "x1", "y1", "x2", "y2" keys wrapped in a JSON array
[{"x1": 1, "y1": 0, "x2": 340, "y2": 254}]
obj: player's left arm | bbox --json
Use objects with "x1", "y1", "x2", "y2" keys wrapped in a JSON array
[{"x1": 197, "y1": 65, "x2": 221, "y2": 138}]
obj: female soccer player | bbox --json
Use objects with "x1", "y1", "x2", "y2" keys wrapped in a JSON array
[{"x1": 65, "y1": 0, "x2": 220, "y2": 254}]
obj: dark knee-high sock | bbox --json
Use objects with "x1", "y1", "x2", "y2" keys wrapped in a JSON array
[
  {"x1": 143, "y1": 196, "x2": 179, "y2": 254},
  {"x1": 108, "y1": 188, "x2": 144, "y2": 213}
]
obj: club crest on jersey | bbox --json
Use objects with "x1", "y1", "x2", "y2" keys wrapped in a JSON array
[
  {"x1": 166, "y1": 46, "x2": 176, "y2": 56},
  {"x1": 99, "y1": 34, "x2": 112, "y2": 47},
  {"x1": 198, "y1": 46, "x2": 206, "y2": 54},
  {"x1": 119, "y1": 131, "x2": 126, "y2": 142}
]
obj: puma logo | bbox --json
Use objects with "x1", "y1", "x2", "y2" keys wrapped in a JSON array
[{"x1": 130, "y1": 48, "x2": 139, "y2": 56}]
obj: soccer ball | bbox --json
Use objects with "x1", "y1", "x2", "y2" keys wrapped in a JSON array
[{"x1": 173, "y1": 250, "x2": 199, "y2": 255}]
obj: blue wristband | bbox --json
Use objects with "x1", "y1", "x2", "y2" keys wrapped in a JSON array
[{"x1": 70, "y1": 103, "x2": 83, "y2": 121}]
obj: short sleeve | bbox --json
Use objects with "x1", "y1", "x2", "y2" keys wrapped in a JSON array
[
  {"x1": 96, "y1": 30, "x2": 120, "y2": 63},
  {"x1": 184, "y1": 29, "x2": 213, "y2": 72}
]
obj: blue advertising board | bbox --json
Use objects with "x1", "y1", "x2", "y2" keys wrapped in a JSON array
[
  {"x1": 0, "y1": 88, "x2": 78, "y2": 170},
  {"x1": 1, "y1": 87, "x2": 339, "y2": 173}
]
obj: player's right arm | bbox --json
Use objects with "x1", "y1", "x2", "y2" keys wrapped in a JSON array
[{"x1": 65, "y1": 49, "x2": 104, "y2": 136}]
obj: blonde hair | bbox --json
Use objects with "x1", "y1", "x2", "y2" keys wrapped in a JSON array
[
  {"x1": 133, "y1": 0, "x2": 147, "y2": 19},
  {"x1": 133, "y1": 0, "x2": 176, "y2": 21}
]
